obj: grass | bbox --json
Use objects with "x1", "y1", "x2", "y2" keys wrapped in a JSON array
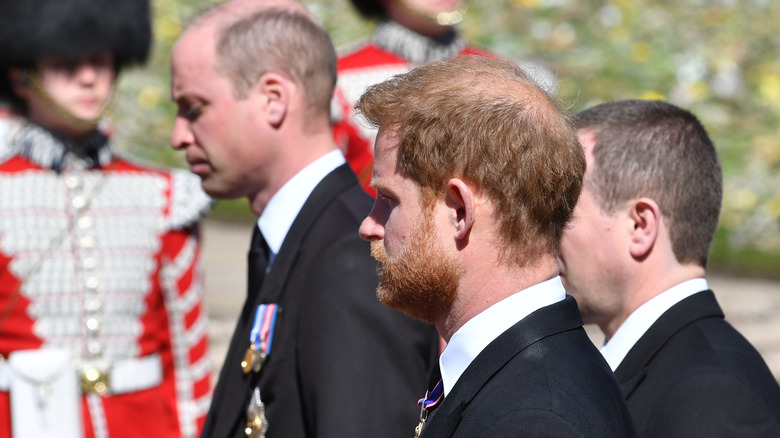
[{"x1": 709, "y1": 229, "x2": 780, "y2": 280}]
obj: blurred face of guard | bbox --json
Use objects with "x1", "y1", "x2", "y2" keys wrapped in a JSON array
[
  {"x1": 388, "y1": 0, "x2": 464, "y2": 26},
  {"x1": 19, "y1": 53, "x2": 116, "y2": 137},
  {"x1": 400, "y1": 0, "x2": 463, "y2": 14}
]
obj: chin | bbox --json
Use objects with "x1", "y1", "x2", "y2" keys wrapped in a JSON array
[
  {"x1": 202, "y1": 183, "x2": 245, "y2": 201},
  {"x1": 68, "y1": 106, "x2": 104, "y2": 123}
]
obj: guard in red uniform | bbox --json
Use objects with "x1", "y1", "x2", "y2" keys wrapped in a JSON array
[
  {"x1": 0, "y1": 1, "x2": 213, "y2": 437},
  {"x1": 333, "y1": 0, "x2": 555, "y2": 195}
]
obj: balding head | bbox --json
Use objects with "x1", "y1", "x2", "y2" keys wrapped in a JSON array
[
  {"x1": 178, "y1": 0, "x2": 336, "y2": 116},
  {"x1": 193, "y1": 0, "x2": 313, "y2": 28}
]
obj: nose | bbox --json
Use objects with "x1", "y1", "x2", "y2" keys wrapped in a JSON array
[
  {"x1": 73, "y1": 62, "x2": 106, "y2": 85},
  {"x1": 75, "y1": 66, "x2": 97, "y2": 85},
  {"x1": 171, "y1": 117, "x2": 194, "y2": 150},
  {"x1": 359, "y1": 201, "x2": 385, "y2": 241}
]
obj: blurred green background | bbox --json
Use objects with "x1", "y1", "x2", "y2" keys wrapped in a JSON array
[{"x1": 111, "y1": 0, "x2": 780, "y2": 277}]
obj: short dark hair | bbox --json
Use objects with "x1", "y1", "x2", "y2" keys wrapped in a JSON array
[
  {"x1": 575, "y1": 99, "x2": 723, "y2": 267},
  {"x1": 348, "y1": 0, "x2": 386, "y2": 20},
  {"x1": 356, "y1": 55, "x2": 585, "y2": 266}
]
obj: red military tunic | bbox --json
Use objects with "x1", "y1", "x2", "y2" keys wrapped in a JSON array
[{"x1": 0, "y1": 120, "x2": 213, "y2": 438}]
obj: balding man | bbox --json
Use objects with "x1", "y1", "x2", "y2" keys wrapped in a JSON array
[{"x1": 170, "y1": 2, "x2": 439, "y2": 437}]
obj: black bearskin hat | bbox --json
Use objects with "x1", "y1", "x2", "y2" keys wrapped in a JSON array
[
  {"x1": 0, "y1": 0, "x2": 152, "y2": 108},
  {"x1": 348, "y1": 0, "x2": 387, "y2": 20}
]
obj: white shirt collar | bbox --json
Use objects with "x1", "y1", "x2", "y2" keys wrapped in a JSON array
[
  {"x1": 600, "y1": 278, "x2": 708, "y2": 371},
  {"x1": 257, "y1": 150, "x2": 345, "y2": 264},
  {"x1": 439, "y1": 276, "x2": 566, "y2": 396}
]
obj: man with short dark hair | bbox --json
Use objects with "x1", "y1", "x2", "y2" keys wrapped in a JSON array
[
  {"x1": 170, "y1": 1, "x2": 439, "y2": 437},
  {"x1": 357, "y1": 55, "x2": 635, "y2": 437},
  {"x1": 559, "y1": 99, "x2": 780, "y2": 436}
]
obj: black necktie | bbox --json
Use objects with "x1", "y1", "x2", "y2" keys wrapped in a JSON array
[{"x1": 247, "y1": 226, "x2": 270, "y2": 297}]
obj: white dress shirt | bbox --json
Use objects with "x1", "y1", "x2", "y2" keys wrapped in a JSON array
[
  {"x1": 600, "y1": 278, "x2": 709, "y2": 371},
  {"x1": 439, "y1": 276, "x2": 567, "y2": 396},
  {"x1": 257, "y1": 149, "x2": 345, "y2": 265}
]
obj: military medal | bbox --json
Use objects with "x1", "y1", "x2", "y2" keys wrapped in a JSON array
[
  {"x1": 241, "y1": 304, "x2": 279, "y2": 374},
  {"x1": 245, "y1": 387, "x2": 269, "y2": 438},
  {"x1": 241, "y1": 343, "x2": 256, "y2": 374},
  {"x1": 252, "y1": 341, "x2": 266, "y2": 373},
  {"x1": 414, "y1": 380, "x2": 443, "y2": 437}
]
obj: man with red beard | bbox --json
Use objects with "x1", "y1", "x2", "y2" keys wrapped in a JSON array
[{"x1": 356, "y1": 55, "x2": 636, "y2": 437}]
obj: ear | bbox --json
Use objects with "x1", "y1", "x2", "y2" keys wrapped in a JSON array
[
  {"x1": 628, "y1": 198, "x2": 661, "y2": 260},
  {"x1": 8, "y1": 68, "x2": 31, "y2": 99},
  {"x1": 256, "y1": 72, "x2": 290, "y2": 128},
  {"x1": 445, "y1": 178, "x2": 475, "y2": 242}
]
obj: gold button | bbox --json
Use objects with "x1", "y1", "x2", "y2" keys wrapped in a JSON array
[
  {"x1": 85, "y1": 277, "x2": 100, "y2": 291},
  {"x1": 81, "y1": 366, "x2": 110, "y2": 395},
  {"x1": 88, "y1": 341, "x2": 103, "y2": 356},
  {"x1": 79, "y1": 235, "x2": 95, "y2": 249},
  {"x1": 84, "y1": 299, "x2": 101, "y2": 312},
  {"x1": 83, "y1": 257, "x2": 97, "y2": 270},
  {"x1": 65, "y1": 176, "x2": 82, "y2": 190},
  {"x1": 72, "y1": 196, "x2": 87, "y2": 210},
  {"x1": 86, "y1": 318, "x2": 101, "y2": 334},
  {"x1": 78, "y1": 216, "x2": 94, "y2": 229}
]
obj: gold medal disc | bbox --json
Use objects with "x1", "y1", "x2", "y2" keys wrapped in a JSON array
[{"x1": 242, "y1": 347, "x2": 256, "y2": 374}]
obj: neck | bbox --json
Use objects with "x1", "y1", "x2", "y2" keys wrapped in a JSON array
[
  {"x1": 248, "y1": 124, "x2": 337, "y2": 217},
  {"x1": 436, "y1": 254, "x2": 559, "y2": 342},
  {"x1": 601, "y1": 262, "x2": 706, "y2": 340}
]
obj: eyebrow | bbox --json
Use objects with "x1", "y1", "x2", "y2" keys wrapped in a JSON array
[
  {"x1": 371, "y1": 181, "x2": 401, "y2": 201},
  {"x1": 370, "y1": 178, "x2": 391, "y2": 193}
]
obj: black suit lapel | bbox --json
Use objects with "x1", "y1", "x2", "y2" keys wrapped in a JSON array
[
  {"x1": 204, "y1": 164, "x2": 359, "y2": 438},
  {"x1": 618, "y1": 369, "x2": 647, "y2": 399},
  {"x1": 247, "y1": 226, "x2": 269, "y2": 298},
  {"x1": 259, "y1": 164, "x2": 357, "y2": 301},
  {"x1": 205, "y1": 238, "x2": 268, "y2": 436},
  {"x1": 614, "y1": 290, "x2": 724, "y2": 394},
  {"x1": 422, "y1": 296, "x2": 584, "y2": 437}
]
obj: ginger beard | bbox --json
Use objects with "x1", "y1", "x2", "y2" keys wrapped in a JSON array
[{"x1": 370, "y1": 208, "x2": 459, "y2": 324}]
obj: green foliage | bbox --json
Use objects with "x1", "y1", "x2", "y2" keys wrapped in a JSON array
[{"x1": 112, "y1": 0, "x2": 780, "y2": 273}]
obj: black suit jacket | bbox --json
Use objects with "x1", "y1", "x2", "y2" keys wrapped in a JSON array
[
  {"x1": 421, "y1": 296, "x2": 636, "y2": 438},
  {"x1": 201, "y1": 164, "x2": 440, "y2": 438},
  {"x1": 615, "y1": 290, "x2": 780, "y2": 437}
]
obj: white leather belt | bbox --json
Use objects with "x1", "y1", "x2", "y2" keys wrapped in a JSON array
[{"x1": 0, "y1": 353, "x2": 163, "y2": 395}]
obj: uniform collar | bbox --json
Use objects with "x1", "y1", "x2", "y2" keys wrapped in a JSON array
[
  {"x1": 6, "y1": 122, "x2": 113, "y2": 172},
  {"x1": 372, "y1": 20, "x2": 466, "y2": 64}
]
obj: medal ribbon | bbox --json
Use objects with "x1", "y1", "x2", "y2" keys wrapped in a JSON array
[
  {"x1": 415, "y1": 380, "x2": 444, "y2": 437},
  {"x1": 418, "y1": 380, "x2": 444, "y2": 411},
  {"x1": 250, "y1": 304, "x2": 279, "y2": 355}
]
